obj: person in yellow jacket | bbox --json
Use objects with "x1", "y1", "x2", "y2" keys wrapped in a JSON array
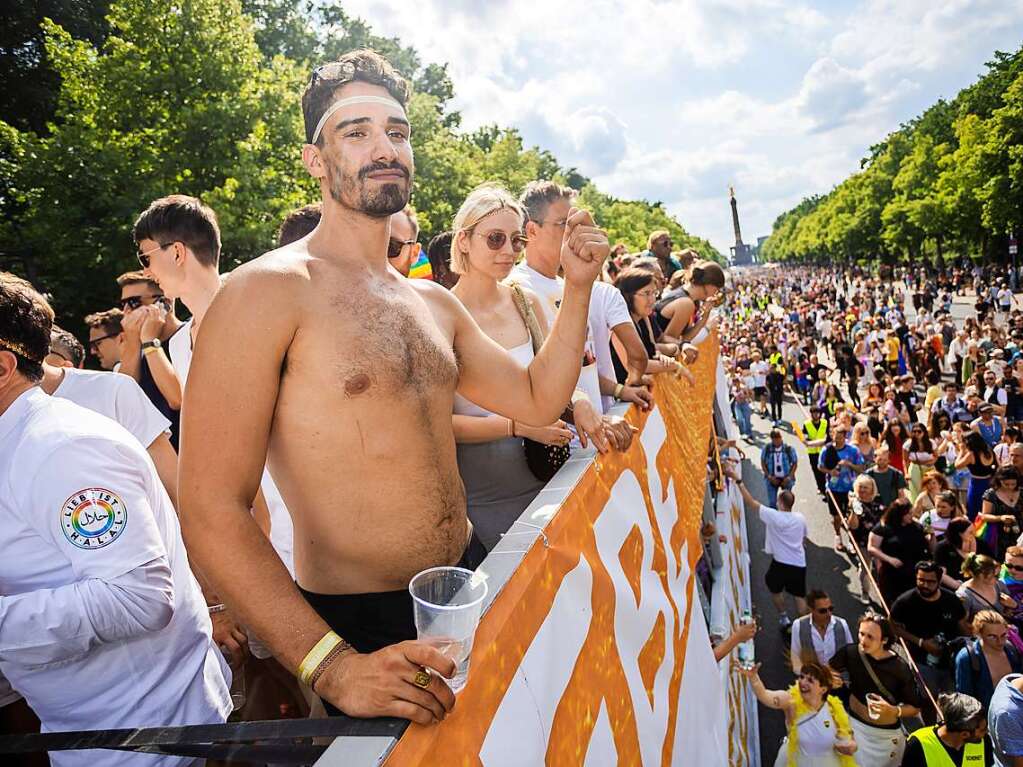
[{"x1": 901, "y1": 692, "x2": 992, "y2": 766}]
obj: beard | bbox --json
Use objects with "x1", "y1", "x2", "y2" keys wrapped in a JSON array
[{"x1": 325, "y1": 156, "x2": 412, "y2": 217}]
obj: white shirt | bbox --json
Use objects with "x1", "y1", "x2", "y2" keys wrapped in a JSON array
[
  {"x1": 790, "y1": 614, "x2": 852, "y2": 672},
  {"x1": 0, "y1": 389, "x2": 230, "y2": 765},
  {"x1": 750, "y1": 360, "x2": 769, "y2": 388},
  {"x1": 587, "y1": 281, "x2": 633, "y2": 412},
  {"x1": 757, "y1": 503, "x2": 807, "y2": 567},
  {"x1": 508, "y1": 262, "x2": 602, "y2": 417},
  {"x1": 168, "y1": 318, "x2": 193, "y2": 384},
  {"x1": 53, "y1": 367, "x2": 171, "y2": 448}
]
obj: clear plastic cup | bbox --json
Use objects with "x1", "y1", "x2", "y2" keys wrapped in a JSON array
[
  {"x1": 865, "y1": 692, "x2": 883, "y2": 720},
  {"x1": 409, "y1": 566, "x2": 488, "y2": 692}
]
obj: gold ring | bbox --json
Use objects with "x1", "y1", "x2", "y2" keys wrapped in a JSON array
[{"x1": 412, "y1": 667, "x2": 432, "y2": 689}]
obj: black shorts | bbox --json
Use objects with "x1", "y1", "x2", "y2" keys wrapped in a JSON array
[
  {"x1": 765, "y1": 560, "x2": 807, "y2": 597},
  {"x1": 753, "y1": 386, "x2": 768, "y2": 398},
  {"x1": 828, "y1": 489, "x2": 849, "y2": 517},
  {"x1": 298, "y1": 534, "x2": 487, "y2": 714}
]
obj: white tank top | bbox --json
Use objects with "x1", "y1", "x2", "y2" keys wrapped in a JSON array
[
  {"x1": 454, "y1": 340, "x2": 534, "y2": 417},
  {"x1": 795, "y1": 703, "x2": 841, "y2": 756}
]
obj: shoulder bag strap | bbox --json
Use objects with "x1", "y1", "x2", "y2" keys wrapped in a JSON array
[
  {"x1": 508, "y1": 283, "x2": 543, "y2": 356},
  {"x1": 857, "y1": 647, "x2": 897, "y2": 704}
]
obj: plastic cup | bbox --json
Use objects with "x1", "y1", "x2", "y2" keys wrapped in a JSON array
[
  {"x1": 865, "y1": 692, "x2": 883, "y2": 720},
  {"x1": 409, "y1": 566, "x2": 488, "y2": 693}
]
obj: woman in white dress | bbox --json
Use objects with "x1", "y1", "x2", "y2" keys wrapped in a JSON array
[{"x1": 740, "y1": 662, "x2": 857, "y2": 766}]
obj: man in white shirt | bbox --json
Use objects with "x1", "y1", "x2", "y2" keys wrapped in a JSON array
[
  {"x1": 728, "y1": 464, "x2": 809, "y2": 628},
  {"x1": 789, "y1": 589, "x2": 853, "y2": 673},
  {"x1": 0, "y1": 271, "x2": 230, "y2": 765},
  {"x1": 749, "y1": 350, "x2": 770, "y2": 417}
]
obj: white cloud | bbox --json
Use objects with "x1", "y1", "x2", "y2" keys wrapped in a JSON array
[{"x1": 337, "y1": 0, "x2": 1023, "y2": 253}]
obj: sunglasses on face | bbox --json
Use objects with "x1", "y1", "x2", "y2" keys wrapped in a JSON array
[
  {"x1": 387, "y1": 238, "x2": 420, "y2": 259},
  {"x1": 814, "y1": 606, "x2": 833, "y2": 615},
  {"x1": 88, "y1": 333, "x2": 118, "y2": 350},
  {"x1": 473, "y1": 230, "x2": 528, "y2": 253},
  {"x1": 121, "y1": 294, "x2": 167, "y2": 311},
  {"x1": 1006, "y1": 562, "x2": 1023, "y2": 572},
  {"x1": 137, "y1": 241, "x2": 174, "y2": 269}
]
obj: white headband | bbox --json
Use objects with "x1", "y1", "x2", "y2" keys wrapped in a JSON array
[{"x1": 310, "y1": 95, "x2": 407, "y2": 144}]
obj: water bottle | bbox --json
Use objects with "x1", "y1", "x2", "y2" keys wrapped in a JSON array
[{"x1": 737, "y1": 610, "x2": 755, "y2": 670}]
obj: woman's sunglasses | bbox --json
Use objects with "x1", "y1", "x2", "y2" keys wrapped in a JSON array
[
  {"x1": 473, "y1": 230, "x2": 528, "y2": 253},
  {"x1": 387, "y1": 238, "x2": 420, "y2": 259}
]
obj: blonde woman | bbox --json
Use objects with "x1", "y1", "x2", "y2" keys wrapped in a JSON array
[
  {"x1": 448, "y1": 185, "x2": 602, "y2": 550},
  {"x1": 851, "y1": 423, "x2": 876, "y2": 468}
]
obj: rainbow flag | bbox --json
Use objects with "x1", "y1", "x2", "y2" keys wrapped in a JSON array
[
  {"x1": 408, "y1": 251, "x2": 433, "y2": 280},
  {"x1": 973, "y1": 516, "x2": 998, "y2": 550}
]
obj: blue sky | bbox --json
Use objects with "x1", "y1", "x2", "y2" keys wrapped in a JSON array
[{"x1": 342, "y1": 0, "x2": 1023, "y2": 254}]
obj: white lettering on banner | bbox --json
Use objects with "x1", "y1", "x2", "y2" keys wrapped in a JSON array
[{"x1": 479, "y1": 557, "x2": 595, "y2": 766}]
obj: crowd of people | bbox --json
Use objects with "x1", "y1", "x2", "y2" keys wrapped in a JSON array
[
  {"x1": 0, "y1": 49, "x2": 742, "y2": 767},
  {"x1": 721, "y1": 265, "x2": 1023, "y2": 766}
]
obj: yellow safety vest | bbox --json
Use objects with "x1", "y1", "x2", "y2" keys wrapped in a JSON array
[
  {"x1": 803, "y1": 419, "x2": 828, "y2": 455},
  {"x1": 907, "y1": 726, "x2": 986, "y2": 767}
]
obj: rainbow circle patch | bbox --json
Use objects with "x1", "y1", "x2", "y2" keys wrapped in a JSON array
[{"x1": 61, "y1": 488, "x2": 127, "y2": 549}]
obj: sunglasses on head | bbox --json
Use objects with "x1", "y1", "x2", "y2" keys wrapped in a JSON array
[
  {"x1": 121, "y1": 294, "x2": 167, "y2": 311},
  {"x1": 387, "y1": 238, "x2": 420, "y2": 259},
  {"x1": 88, "y1": 333, "x2": 118, "y2": 350},
  {"x1": 473, "y1": 230, "x2": 528, "y2": 253}
]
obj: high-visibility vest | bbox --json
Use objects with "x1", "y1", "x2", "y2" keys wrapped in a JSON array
[
  {"x1": 907, "y1": 725, "x2": 986, "y2": 767},
  {"x1": 803, "y1": 419, "x2": 828, "y2": 454}
]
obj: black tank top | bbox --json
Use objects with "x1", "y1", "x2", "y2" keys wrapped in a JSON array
[
  {"x1": 654, "y1": 287, "x2": 691, "y2": 332},
  {"x1": 970, "y1": 454, "x2": 996, "y2": 478}
]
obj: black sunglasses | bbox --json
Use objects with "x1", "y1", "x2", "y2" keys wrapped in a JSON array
[
  {"x1": 1006, "y1": 563, "x2": 1023, "y2": 572},
  {"x1": 387, "y1": 238, "x2": 419, "y2": 259},
  {"x1": 88, "y1": 333, "x2": 119, "y2": 350},
  {"x1": 137, "y1": 241, "x2": 174, "y2": 269},
  {"x1": 121, "y1": 294, "x2": 168, "y2": 311},
  {"x1": 814, "y1": 606, "x2": 834, "y2": 615}
]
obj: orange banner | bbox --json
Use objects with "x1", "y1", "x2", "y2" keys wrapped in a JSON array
[{"x1": 385, "y1": 339, "x2": 722, "y2": 766}]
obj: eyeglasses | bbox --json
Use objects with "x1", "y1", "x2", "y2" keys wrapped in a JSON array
[
  {"x1": 137, "y1": 241, "x2": 174, "y2": 269},
  {"x1": 473, "y1": 231, "x2": 528, "y2": 253},
  {"x1": 814, "y1": 606, "x2": 834, "y2": 615},
  {"x1": 387, "y1": 238, "x2": 420, "y2": 259},
  {"x1": 657, "y1": 239, "x2": 673, "y2": 247},
  {"x1": 88, "y1": 333, "x2": 119, "y2": 351},
  {"x1": 636, "y1": 289, "x2": 658, "y2": 298},
  {"x1": 121, "y1": 294, "x2": 167, "y2": 311}
]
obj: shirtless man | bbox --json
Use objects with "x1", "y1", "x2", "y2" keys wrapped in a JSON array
[{"x1": 178, "y1": 50, "x2": 609, "y2": 725}]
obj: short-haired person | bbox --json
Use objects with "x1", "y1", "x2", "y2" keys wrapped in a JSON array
[
  {"x1": 790, "y1": 589, "x2": 853, "y2": 674},
  {"x1": 388, "y1": 205, "x2": 420, "y2": 277},
  {"x1": 277, "y1": 202, "x2": 323, "y2": 246},
  {"x1": 761, "y1": 428, "x2": 798, "y2": 507},
  {"x1": 739, "y1": 661, "x2": 857, "y2": 764},
  {"x1": 0, "y1": 272, "x2": 230, "y2": 765},
  {"x1": 829, "y1": 611, "x2": 922, "y2": 767},
  {"x1": 955, "y1": 610, "x2": 1022, "y2": 714},
  {"x1": 891, "y1": 561, "x2": 971, "y2": 701},
  {"x1": 820, "y1": 424, "x2": 865, "y2": 551},
  {"x1": 178, "y1": 50, "x2": 611, "y2": 723},
  {"x1": 45, "y1": 324, "x2": 84, "y2": 368},
  {"x1": 902, "y1": 692, "x2": 991, "y2": 767},
  {"x1": 514, "y1": 181, "x2": 653, "y2": 415},
  {"x1": 803, "y1": 405, "x2": 831, "y2": 496},
  {"x1": 116, "y1": 270, "x2": 183, "y2": 447},
  {"x1": 84, "y1": 308, "x2": 124, "y2": 371},
  {"x1": 427, "y1": 231, "x2": 458, "y2": 290},
  {"x1": 728, "y1": 463, "x2": 808, "y2": 628}
]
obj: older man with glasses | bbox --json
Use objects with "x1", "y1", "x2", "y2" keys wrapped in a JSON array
[{"x1": 642, "y1": 229, "x2": 681, "y2": 283}]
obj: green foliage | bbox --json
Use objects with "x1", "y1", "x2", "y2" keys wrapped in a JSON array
[
  {"x1": 0, "y1": 0, "x2": 720, "y2": 332},
  {"x1": 762, "y1": 46, "x2": 1023, "y2": 265}
]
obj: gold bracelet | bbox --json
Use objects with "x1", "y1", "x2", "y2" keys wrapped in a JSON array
[
  {"x1": 298, "y1": 631, "x2": 344, "y2": 686},
  {"x1": 613, "y1": 383, "x2": 625, "y2": 400},
  {"x1": 142, "y1": 345, "x2": 160, "y2": 356}
]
